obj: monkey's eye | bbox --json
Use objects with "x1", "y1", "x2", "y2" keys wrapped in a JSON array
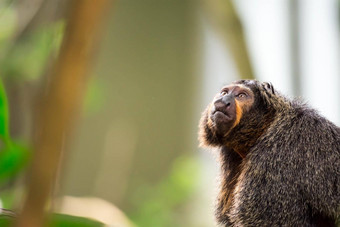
[
  {"x1": 220, "y1": 90, "x2": 227, "y2": 96},
  {"x1": 237, "y1": 93, "x2": 246, "y2": 98}
]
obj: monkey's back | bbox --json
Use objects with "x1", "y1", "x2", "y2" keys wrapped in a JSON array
[{"x1": 227, "y1": 101, "x2": 340, "y2": 226}]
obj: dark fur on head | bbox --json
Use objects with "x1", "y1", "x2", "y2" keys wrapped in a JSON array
[
  {"x1": 199, "y1": 80, "x2": 340, "y2": 226},
  {"x1": 199, "y1": 80, "x2": 282, "y2": 152}
]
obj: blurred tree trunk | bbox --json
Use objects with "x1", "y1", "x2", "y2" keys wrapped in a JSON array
[
  {"x1": 202, "y1": 0, "x2": 255, "y2": 79},
  {"x1": 16, "y1": 1, "x2": 110, "y2": 226}
]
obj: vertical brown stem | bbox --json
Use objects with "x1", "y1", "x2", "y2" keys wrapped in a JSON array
[{"x1": 17, "y1": 1, "x2": 110, "y2": 226}]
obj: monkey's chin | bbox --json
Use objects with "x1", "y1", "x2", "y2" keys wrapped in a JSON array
[
  {"x1": 212, "y1": 111, "x2": 232, "y2": 121},
  {"x1": 210, "y1": 111, "x2": 234, "y2": 134}
]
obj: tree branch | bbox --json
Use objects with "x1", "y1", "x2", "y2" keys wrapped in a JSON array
[{"x1": 16, "y1": 1, "x2": 110, "y2": 226}]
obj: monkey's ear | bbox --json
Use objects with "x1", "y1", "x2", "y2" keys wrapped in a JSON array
[{"x1": 262, "y1": 82, "x2": 275, "y2": 95}]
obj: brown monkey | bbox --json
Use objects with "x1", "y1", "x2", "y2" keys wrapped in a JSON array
[{"x1": 199, "y1": 80, "x2": 340, "y2": 226}]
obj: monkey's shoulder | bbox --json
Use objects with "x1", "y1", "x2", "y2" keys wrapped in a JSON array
[
  {"x1": 249, "y1": 102, "x2": 340, "y2": 168},
  {"x1": 265, "y1": 101, "x2": 339, "y2": 145}
]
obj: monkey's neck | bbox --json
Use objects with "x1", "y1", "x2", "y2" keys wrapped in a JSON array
[
  {"x1": 216, "y1": 147, "x2": 243, "y2": 222},
  {"x1": 234, "y1": 148, "x2": 246, "y2": 159},
  {"x1": 224, "y1": 110, "x2": 275, "y2": 158},
  {"x1": 223, "y1": 128, "x2": 261, "y2": 158},
  {"x1": 224, "y1": 139, "x2": 251, "y2": 158}
]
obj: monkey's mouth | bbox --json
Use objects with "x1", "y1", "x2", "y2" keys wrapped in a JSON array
[
  {"x1": 212, "y1": 110, "x2": 232, "y2": 121},
  {"x1": 209, "y1": 107, "x2": 235, "y2": 133}
]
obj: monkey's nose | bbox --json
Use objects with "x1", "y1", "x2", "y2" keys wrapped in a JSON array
[
  {"x1": 222, "y1": 95, "x2": 234, "y2": 108},
  {"x1": 213, "y1": 98, "x2": 234, "y2": 115},
  {"x1": 214, "y1": 101, "x2": 226, "y2": 109}
]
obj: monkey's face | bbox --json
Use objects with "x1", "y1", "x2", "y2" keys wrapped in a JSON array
[
  {"x1": 199, "y1": 81, "x2": 256, "y2": 147},
  {"x1": 209, "y1": 84, "x2": 254, "y2": 135}
]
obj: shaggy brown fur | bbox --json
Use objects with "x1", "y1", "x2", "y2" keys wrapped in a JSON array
[{"x1": 199, "y1": 80, "x2": 340, "y2": 226}]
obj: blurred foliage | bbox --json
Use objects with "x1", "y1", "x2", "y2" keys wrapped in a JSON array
[
  {"x1": 0, "y1": 213, "x2": 105, "y2": 227},
  {"x1": 0, "y1": 3, "x2": 107, "y2": 225},
  {"x1": 84, "y1": 77, "x2": 107, "y2": 115},
  {"x1": 0, "y1": 142, "x2": 29, "y2": 184},
  {"x1": 0, "y1": 187, "x2": 19, "y2": 210},
  {"x1": 48, "y1": 214, "x2": 105, "y2": 227},
  {"x1": 0, "y1": 216, "x2": 12, "y2": 226},
  {"x1": 0, "y1": 6, "x2": 16, "y2": 46},
  {"x1": 0, "y1": 31, "x2": 105, "y2": 227},
  {"x1": 0, "y1": 2, "x2": 62, "y2": 213},
  {"x1": 0, "y1": 80, "x2": 9, "y2": 141},
  {"x1": 0, "y1": 22, "x2": 64, "y2": 81},
  {"x1": 0, "y1": 79, "x2": 29, "y2": 186},
  {"x1": 129, "y1": 155, "x2": 200, "y2": 227},
  {"x1": 0, "y1": 3, "x2": 64, "y2": 81}
]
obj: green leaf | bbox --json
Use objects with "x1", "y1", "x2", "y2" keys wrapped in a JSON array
[
  {"x1": 48, "y1": 214, "x2": 105, "y2": 227},
  {"x1": 0, "y1": 213, "x2": 105, "y2": 227},
  {"x1": 0, "y1": 79, "x2": 10, "y2": 145},
  {"x1": 0, "y1": 216, "x2": 13, "y2": 227},
  {"x1": 0, "y1": 142, "x2": 30, "y2": 183}
]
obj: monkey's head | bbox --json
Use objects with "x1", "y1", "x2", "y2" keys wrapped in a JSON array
[{"x1": 199, "y1": 80, "x2": 278, "y2": 155}]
